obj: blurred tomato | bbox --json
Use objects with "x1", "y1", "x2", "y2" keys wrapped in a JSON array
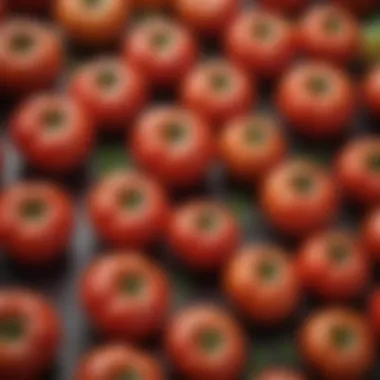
[
  {"x1": 331, "y1": 0, "x2": 376, "y2": 16},
  {"x1": 363, "y1": 65, "x2": 380, "y2": 119},
  {"x1": 255, "y1": 368, "x2": 307, "y2": 380},
  {"x1": 8, "y1": 0, "x2": 49, "y2": 12},
  {"x1": 258, "y1": 0, "x2": 308, "y2": 15},
  {"x1": 362, "y1": 208, "x2": 380, "y2": 262},
  {"x1": 133, "y1": 0, "x2": 171, "y2": 8},
  {"x1": 369, "y1": 289, "x2": 380, "y2": 339}
]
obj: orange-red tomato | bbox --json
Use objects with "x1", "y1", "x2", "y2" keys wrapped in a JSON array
[
  {"x1": 223, "y1": 244, "x2": 300, "y2": 325},
  {"x1": 331, "y1": 0, "x2": 376, "y2": 16},
  {"x1": 166, "y1": 305, "x2": 246, "y2": 380},
  {"x1": 369, "y1": 289, "x2": 380, "y2": 339},
  {"x1": 255, "y1": 368, "x2": 307, "y2": 380},
  {"x1": 362, "y1": 208, "x2": 380, "y2": 262},
  {"x1": 258, "y1": 0, "x2": 308, "y2": 15},
  {"x1": 0, "y1": 182, "x2": 74, "y2": 264},
  {"x1": 81, "y1": 252, "x2": 171, "y2": 342},
  {"x1": 363, "y1": 65, "x2": 380, "y2": 119}
]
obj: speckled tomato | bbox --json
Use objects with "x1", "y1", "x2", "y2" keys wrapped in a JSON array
[
  {"x1": 369, "y1": 289, "x2": 380, "y2": 339},
  {"x1": 166, "y1": 305, "x2": 246, "y2": 380},
  {"x1": 363, "y1": 65, "x2": 380, "y2": 119},
  {"x1": 0, "y1": 182, "x2": 74, "y2": 264},
  {"x1": 258, "y1": 0, "x2": 308, "y2": 15},
  {"x1": 7, "y1": 0, "x2": 49, "y2": 12},
  {"x1": 11, "y1": 94, "x2": 94, "y2": 173},
  {"x1": 81, "y1": 252, "x2": 171, "y2": 342},
  {"x1": 223, "y1": 244, "x2": 300, "y2": 325},
  {"x1": 168, "y1": 201, "x2": 240, "y2": 270},
  {"x1": 88, "y1": 171, "x2": 170, "y2": 248},
  {"x1": 331, "y1": 0, "x2": 376, "y2": 16},
  {"x1": 255, "y1": 368, "x2": 307, "y2": 380},
  {"x1": 131, "y1": 106, "x2": 214, "y2": 188}
]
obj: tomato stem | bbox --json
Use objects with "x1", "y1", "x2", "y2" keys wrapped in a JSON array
[
  {"x1": 10, "y1": 33, "x2": 34, "y2": 54},
  {"x1": 197, "y1": 329, "x2": 224, "y2": 353},
  {"x1": 258, "y1": 260, "x2": 279, "y2": 281},
  {"x1": 97, "y1": 70, "x2": 118, "y2": 89},
  {"x1": 121, "y1": 274, "x2": 145, "y2": 296},
  {"x1": 331, "y1": 326, "x2": 355, "y2": 350},
  {"x1": 324, "y1": 14, "x2": 342, "y2": 34},
  {"x1": 196, "y1": 212, "x2": 219, "y2": 232},
  {"x1": 0, "y1": 318, "x2": 24, "y2": 342},
  {"x1": 43, "y1": 109, "x2": 66, "y2": 131},
  {"x1": 367, "y1": 153, "x2": 380, "y2": 172},
  {"x1": 163, "y1": 122, "x2": 187, "y2": 143},
  {"x1": 328, "y1": 242, "x2": 349, "y2": 264},
  {"x1": 307, "y1": 76, "x2": 330, "y2": 95},
  {"x1": 120, "y1": 189, "x2": 144, "y2": 210},
  {"x1": 252, "y1": 21, "x2": 273, "y2": 40},
  {"x1": 20, "y1": 199, "x2": 47, "y2": 220},
  {"x1": 150, "y1": 31, "x2": 171, "y2": 50},
  {"x1": 244, "y1": 123, "x2": 265, "y2": 145},
  {"x1": 291, "y1": 174, "x2": 313, "y2": 194},
  {"x1": 210, "y1": 74, "x2": 230, "y2": 92}
]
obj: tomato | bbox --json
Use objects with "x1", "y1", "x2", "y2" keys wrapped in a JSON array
[
  {"x1": 223, "y1": 244, "x2": 300, "y2": 325},
  {"x1": 168, "y1": 201, "x2": 240, "y2": 270},
  {"x1": 54, "y1": 0, "x2": 130, "y2": 47},
  {"x1": 255, "y1": 368, "x2": 306, "y2": 380},
  {"x1": 132, "y1": 0, "x2": 171, "y2": 9},
  {"x1": 277, "y1": 62, "x2": 355, "y2": 139},
  {"x1": 0, "y1": 290, "x2": 61, "y2": 379},
  {"x1": 123, "y1": 16, "x2": 197, "y2": 88},
  {"x1": 7, "y1": 0, "x2": 49, "y2": 12},
  {"x1": 331, "y1": 0, "x2": 376, "y2": 16},
  {"x1": 174, "y1": 0, "x2": 238, "y2": 37},
  {"x1": 11, "y1": 94, "x2": 95, "y2": 173},
  {"x1": 369, "y1": 289, "x2": 380, "y2": 339},
  {"x1": 0, "y1": 1, "x2": 5, "y2": 21},
  {"x1": 336, "y1": 137, "x2": 380, "y2": 207},
  {"x1": 0, "y1": 18, "x2": 63, "y2": 95},
  {"x1": 362, "y1": 208, "x2": 380, "y2": 262},
  {"x1": 225, "y1": 10, "x2": 296, "y2": 78},
  {"x1": 88, "y1": 171, "x2": 169, "y2": 248},
  {"x1": 81, "y1": 252, "x2": 171, "y2": 342},
  {"x1": 260, "y1": 159, "x2": 339, "y2": 237},
  {"x1": 297, "y1": 230, "x2": 369, "y2": 301},
  {"x1": 219, "y1": 113, "x2": 287, "y2": 183},
  {"x1": 131, "y1": 106, "x2": 215, "y2": 188},
  {"x1": 299, "y1": 308, "x2": 375, "y2": 379},
  {"x1": 258, "y1": 0, "x2": 308, "y2": 15},
  {"x1": 181, "y1": 60, "x2": 255, "y2": 128},
  {"x1": 70, "y1": 58, "x2": 147, "y2": 130},
  {"x1": 0, "y1": 182, "x2": 74, "y2": 264},
  {"x1": 165, "y1": 305, "x2": 246, "y2": 380},
  {"x1": 363, "y1": 65, "x2": 380, "y2": 119}
]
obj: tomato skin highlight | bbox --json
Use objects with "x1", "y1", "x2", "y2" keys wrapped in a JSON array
[
  {"x1": 363, "y1": 65, "x2": 380, "y2": 119},
  {"x1": 255, "y1": 368, "x2": 307, "y2": 380}
]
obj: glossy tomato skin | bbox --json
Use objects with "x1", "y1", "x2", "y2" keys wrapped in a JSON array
[
  {"x1": 225, "y1": 10, "x2": 296, "y2": 78},
  {"x1": 131, "y1": 106, "x2": 215, "y2": 188},
  {"x1": 299, "y1": 309, "x2": 375, "y2": 379},
  {"x1": 219, "y1": 113, "x2": 287, "y2": 183},
  {"x1": 261, "y1": 159, "x2": 339, "y2": 237},
  {"x1": 124, "y1": 17, "x2": 197, "y2": 88},
  {"x1": 223, "y1": 244, "x2": 300, "y2": 325},
  {"x1": 297, "y1": 230, "x2": 369, "y2": 301},
  {"x1": 0, "y1": 182, "x2": 74, "y2": 264},
  {"x1": 362, "y1": 208, "x2": 380, "y2": 262},
  {"x1": 363, "y1": 65, "x2": 380, "y2": 119},
  {"x1": 182, "y1": 60, "x2": 255, "y2": 128},
  {"x1": 0, "y1": 19, "x2": 63, "y2": 95},
  {"x1": 0, "y1": 290, "x2": 61, "y2": 379},
  {"x1": 331, "y1": 0, "x2": 376, "y2": 16},
  {"x1": 255, "y1": 368, "x2": 307, "y2": 380},
  {"x1": 88, "y1": 171, "x2": 170, "y2": 248},
  {"x1": 166, "y1": 305, "x2": 246, "y2": 380},
  {"x1": 369, "y1": 290, "x2": 380, "y2": 339},
  {"x1": 277, "y1": 62, "x2": 355, "y2": 139},
  {"x1": 81, "y1": 252, "x2": 171, "y2": 342},
  {"x1": 11, "y1": 94, "x2": 94, "y2": 173},
  {"x1": 298, "y1": 5, "x2": 360, "y2": 65},
  {"x1": 258, "y1": 0, "x2": 308, "y2": 15},
  {"x1": 168, "y1": 201, "x2": 240, "y2": 270}
]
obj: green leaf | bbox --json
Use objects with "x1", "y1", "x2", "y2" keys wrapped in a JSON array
[
  {"x1": 92, "y1": 145, "x2": 132, "y2": 177},
  {"x1": 362, "y1": 17, "x2": 380, "y2": 64}
]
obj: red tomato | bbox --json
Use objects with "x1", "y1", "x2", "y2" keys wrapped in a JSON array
[
  {"x1": 0, "y1": 18, "x2": 63, "y2": 95},
  {"x1": 174, "y1": 0, "x2": 238, "y2": 37},
  {"x1": 70, "y1": 58, "x2": 147, "y2": 130},
  {"x1": 11, "y1": 94, "x2": 95, "y2": 173},
  {"x1": 369, "y1": 289, "x2": 380, "y2": 338},
  {"x1": 81, "y1": 252, "x2": 171, "y2": 342},
  {"x1": 277, "y1": 62, "x2": 355, "y2": 139},
  {"x1": 0, "y1": 182, "x2": 74, "y2": 264},
  {"x1": 223, "y1": 244, "x2": 300, "y2": 325},
  {"x1": 255, "y1": 368, "x2": 306, "y2": 380},
  {"x1": 88, "y1": 171, "x2": 169, "y2": 248},
  {"x1": 132, "y1": 0, "x2": 171, "y2": 9},
  {"x1": 297, "y1": 230, "x2": 369, "y2": 301},
  {"x1": 0, "y1": 1, "x2": 5, "y2": 20},
  {"x1": 219, "y1": 113, "x2": 288, "y2": 182},
  {"x1": 0, "y1": 290, "x2": 61, "y2": 379},
  {"x1": 298, "y1": 4, "x2": 360, "y2": 65},
  {"x1": 76, "y1": 344, "x2": 164, "y2": 380},
  {"x1": 168, "y1": 201, "x2": 240, "y2": 270},
  {"x1": 181, "y1": 59, "x2": 255, "y2": 127},
  {"x1": 363, "y1": 65, "x2": 380, "y2": 119},
  {"x1": 331, "y1": 0, "x2": 376, "y2": 16},
  {"x1": 362, "y1": 208, "x2": 380, "y2": 262},
  {"x1": 165, "y1": 305, "x2": 246, "y2": 380},
  {"x1": 258, "y1": 0, "x2": 308, "y2": 15},
  {"x1": 299, "y1": 308, "x2": 375, "y2": 379},
  {"x1": 123, "y1": 16, "x2": 197, "y2": 88},
  {"x1": 7, "y1": 0, "x2": 49, "y2": 12},
  {"x1": 225, "y1": 10, "x2": 296, "y2": 78},
  {"x1": 260, "y1": 159, "x2": 339, "y2": 237},
  {"x1": 336, "y1": 137, "x2": 380, "y2": 207},
  {"x1": 131, "y1": 106, "x2": 215, "y2": 188},
  {"x1": 54, "y1": 0, "x2": 130, "y2": 47}
]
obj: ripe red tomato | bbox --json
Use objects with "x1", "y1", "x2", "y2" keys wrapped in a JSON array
[
  {"x1": 363, "y1": 65, "x2": 380, "y2": 119},
  {"x1": 255, "y1": 368, "x2": 306, "y2": 380},
  {"x1": 7, "y1": 0, "x2": 49, "y2": 12},
  {"x1": 131, "y1": 106, "x2": 215, "y2": 188},
  {"x1": 81, "y1": 252, "x2": 171, "y2": 342},
  {"x1": 123, "y1": 16, "x2": 197, "y2": 88},
  {"x1": 277, "y1": 62, "x2": 355, "y2": 139},
  {"x1": 0, "y1": 182, "x2": 74, "y2": 264},
  {"x1": 132, "y1": 0, "x2": 171, "y2": 9},
  {"x1": 299, "y1": 308, "x2": 375, "y2": 379},
  {"x1": 76, "y1": 344, "x2": 164, "y2": 380},
  {"x1": 336, "y1": 137, "x2": 380, "y2": 207},
  {"x1": 181, "y1": 60, "x2": 255, "y2": 128},
  {"x1": 0, "y1": 19, "x2": 63, "y2": 95},
  {"x1": 225, "y1": 10, "x2": 296, "y2": 78},
  {"x1": 369, "y1": 289, "x2": 380, "y2": 338},
  {"x1": 298, "y1": 5, "x2": 360, "y2": 65},
  {"x1": 297, "y1": 230, "x2": 369, "y2": 301},
  {"x1": 168, "y1": 201, "x2": 240, "y2": 270},
  {"x1": 174, "y1": 0, "x2": 238, "y2": 37},
  {"x1": 0, "y1": 1, "x2": 5, "y2": 20},
  {"x1": 165, "y1": 305, "x2": 246, "y2": 380},
  {"x1": 54, "y1": 0, "x2": 130, "y2": 46},
  {"x1": 331, "y1": 0, "x2": 376, "y2": 16},
  {"x1": 11, "y1": 94, "x2": 95, "y2": 173},
  {"x1": 362, "y1": 208, "x2": 380, "y2": 262},
  {"x1": 260, "y1": 159, "x2": 339, "y2": 237},
  {"x1": 219, "y1": 113, "x2": 288, "y2": 183},
  {"x1": 0, "y1": 290, "x2": 61, "y2": 379},
  {"x1": 223, "y1": 244, "x2": 300, "y2": 325},
  {"x1": 88, "y1": 171, "x2": 169, "y2": 248},
  {"x1": 258, "y1": 0, "x2": 308, "y2": 15}
]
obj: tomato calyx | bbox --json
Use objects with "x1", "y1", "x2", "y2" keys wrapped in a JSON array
[
  {"x1": 9, "y1": 33, "x2": 35, "y2": 54},
  {"x1": 196, "y1": 328, "x2": 225, "y2": 354},
  {"x1": 290, "y1": 174, "x2": 314, "y2": 195},
  {"x1": 323, "y1": 13, "x2": 343, "y2": 34},
  {"x1": 120, "y1": 273, "x2": 146, "y2": 297},
  {"x1": 162, "y1": 121, "x2": 188, "y2": 144},
  {"x1": 150, "y1": 30, "x2": 173, "y2": 51},
  {"x1": 83, "y1": 0, "x2": 103, "y2": 8},
  {"x1": 210, "y1": 73, "x2": 231, "y2": 93},
  {"x1": 97, "y1": 69, "x2": 118, "y2": 90},
  {"x1": 120, "y1": 189, "x2": 145, "y2": 211},
  {"x1": 116, "y1": 367, "x2": 141, "y2": 380},
  {"x1": 328, "y1": 241, "x2": 350, "y2": 264},
  {"x1": 195, "y1": 211, "x2": 220, "y2": 233},
  {"x1": 251, "y1": 21, "x2": 274, "y2": 41},
  {"x1": 0, "y1": 317, "x2": 25, "y2": 343},
  {"x1": 244, "y1": 122, "x2": 266, "y2": 145},
  {"x1": 20, "y1": 198, "x2": 47, "y2": 221},
  {"x1": 306, "y1": 75, "x2": 331, "y2": 96},
  {"x1": 42, "y1": 109, "x2": 67, "y2": 132},
  {"x1": 366, "y1": 152, "x2": 380, "y2": 173},
  {"x1": 257, "y1": 259, "x2": 279, "y2": 282},
  {"x1": 331, "y1": 325, "x2": 355, "y2": 351}
]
